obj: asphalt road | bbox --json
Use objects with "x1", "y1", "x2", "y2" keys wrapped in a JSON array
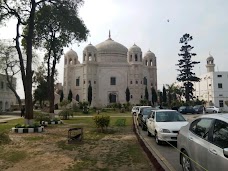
[{"x1": 137, "y1": 114, "x2": 201, "y2": 171}]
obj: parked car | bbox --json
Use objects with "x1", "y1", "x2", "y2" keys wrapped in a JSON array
[
  {"x1": 177, "y1": 114, "x2": 228, "y2": 171},
  {"x1": 146, "y1": 110, "x2": 188, "y2": 145},
  {"x1": 193, "y1": 105, "x2": 204, "y2": 114},
  {"x1": 205, "y1": 106, "x2": 221, "y2": 113},
  {"x1": 178, "y1": 106, "x2": 195, "y2": 114},
  {"x1": 138, "y1": 107, "x2": 154, "y2": 130},
  {"x1": 136, "y1": 106, "x2": 151, "y2": 119},
  {"x1": 131, "y1": 106, "x2": 139, "y2": 115}
]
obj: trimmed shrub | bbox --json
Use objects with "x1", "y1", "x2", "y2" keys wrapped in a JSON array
[
  {"x1": 59, "y1": 109, "x2": 73, "y2": 120},
  {"x1": 34, "y1": 112, "x2": 51, "y2": 123},
  {"x1": 93, "y1": 115, "x2": 110, "y2": 132}
]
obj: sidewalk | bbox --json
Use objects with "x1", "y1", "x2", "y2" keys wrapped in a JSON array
[{"x1": 0, "y1": 115, "x2": 21, "y2": 123}]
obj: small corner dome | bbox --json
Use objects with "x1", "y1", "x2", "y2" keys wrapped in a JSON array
[
  {"x1": 129, "y1": 44, "x2": 142, "y2": 52},
  {"x1": 65, "y1": 49, "x2": 78, "y2": 59},
  {"x1": 207, "y1": 54, "x2": 214, "y2": 61},
  {"x1": 144, "y1": 50, "x2": 155, "y2": 58},
  {"x1": 83, "y1": 43, "x2": 97, "y2": 52}
]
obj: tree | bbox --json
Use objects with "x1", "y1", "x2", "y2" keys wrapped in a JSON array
[
  {"x1": 88, "y1": 84, "x2": 92, "y2": 105},
  {"x1": 0, "y1": 41, "x2": 22, "y2": 108},
  {"x1": 125, "y1": 87, "x2": 130, "y2": 102},
  {"x1": 176, "y1": 33, "x2": 200, "y2": 102},
  {"x1": 0, "y1": 0, "x2": 86, "y2": 124},
  {"x1": 151, "y1": 87, "x2": 157, "y2": 106},
  {"x1": 68, "y1": 89, "x2": 72, "y2": 102},
  {"x1": 162, "y1": 85, "x2": 167, "y2": 104},
  {"x1": 60, "y1": 91, "x2": 64, "y2": 102},
  {"x1": 158, "y1": 91, "x2": 163, "y2": 105},
  {"x1": 31, "y1": 2, "x2": 88, "y2": 113},
  {"x1": 144, "y1": 86, "x2": 149, "y2": 101}
]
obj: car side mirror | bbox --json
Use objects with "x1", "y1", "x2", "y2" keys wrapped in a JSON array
[{"x1": 224, "y1": 148, "x2": 228, "y2": 158}]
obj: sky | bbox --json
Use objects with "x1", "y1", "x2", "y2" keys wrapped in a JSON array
[{"x1": 1, "y1": 0, "x2": 228, "y2": 98}]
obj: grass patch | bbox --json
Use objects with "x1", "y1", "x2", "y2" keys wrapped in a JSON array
[
  {"x1": 0, "y1": 118, "x2": 24, "y2": 132},
  {"x1": 23, "y1": 136, "x2": 44, "y2": 141}
]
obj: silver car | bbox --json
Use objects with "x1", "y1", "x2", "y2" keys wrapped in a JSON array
[
  {"x1": 177, "y1": 114, "x2": 228, "y2": 171},
  {"x1": 205, "y1": 106, "x2": 221, "y2": 113}
]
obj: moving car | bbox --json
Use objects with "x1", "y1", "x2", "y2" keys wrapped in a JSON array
[
  {"x1": 131, "y1": 106, "x2": 139, "y2": 115},
  {"x1": 205, "y1": 106, "x2": 221, "y2": 113},
  {"x1": 146, "y1": 110, "x2": 188, "y2": 145},
  {"x1": 136, "y1": 106, "x2": 151, "y2": 119},
  {"x1": 178, "y1": 106, "x2": 195, "y2": 114},
  {"x1": 177, "y1": 114, "x2": 228, "y2": 171},
  {"x1": 193, "y1": 105, "x2": 204, "y2": 114}
]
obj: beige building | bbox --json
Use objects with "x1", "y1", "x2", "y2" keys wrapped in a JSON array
[
  {"x1": 0, "y1": 74, "x2": 17, "y2": 111},
  {"x1": 63, "y1": 34, "x2": 157, "y2": 107}
]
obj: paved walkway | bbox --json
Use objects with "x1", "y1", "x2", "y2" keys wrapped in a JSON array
[{"x1": 0, "y1": 115, "x2": 21, "y2": 123}]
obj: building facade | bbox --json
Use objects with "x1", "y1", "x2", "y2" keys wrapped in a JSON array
[
  {"x1": 193, "y1": 55, "x2": 228, "y2": 111},
  {"x1": 0, "y1": 74, "x2": 17, "y2": 111},
  {"x1": 63, "y1": 34, "x2": 157, "y2": 107}
]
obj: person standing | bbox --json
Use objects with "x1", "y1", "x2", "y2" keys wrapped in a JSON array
[{"x1": 21, "y1": 106, "x2": 25, "y2": 117}]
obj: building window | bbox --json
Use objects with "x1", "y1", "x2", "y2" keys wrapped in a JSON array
[
  {"x1": 141, "y1": 95, "x2": 143, "y2": 98},
  {"x1": 76, "y1": 94, "x2": 80, "y2": 102},
  {"x1": 83, "y1": 80, "x2": 85, "y2": 84},
  {"x1": 136, "y1": 80, "x2": 138, "y2": 84},
  {"x1": 130, "y1": 81, "x2": 132, "y2": 84},
  {"x1": 94, "y1": 81, "x2": 96, "y2": 84},
  {"x1": 143, "y1": 77, "x2": 147, "y2": 85},
  {"x1": 209, "y1": 84, "x2": 211, "y2": 86},
  {"x1": 219, "y1": 100, "x2": 224, "y2": 107},
  {"x1": 110, "y1": 77, "x2": 116, "y2": 85},
  {"x1": 135, "y1": 54, "x2": 138, "y2": 61},
  {"x1": 109, "y1": 93, "x2": 117, "y2": 103},
  {"x1": 76, "y1": 78, "x2": 80, "y2": 86},
  {"x1": 1, "y1": 82, "x2": 4, "y2": 89},
  {"x1": 219, "y1": 94, "x2": 223, "y2": 97},
  {"x1": 88, "y1": 80, "x2": 91, "y2": 85},
  {"x1": 131, "y1": 95, "x2": 133, "y2": 99},
  {"x1": 218, "y1": 83, "x2": 223, "y2": 89},
  {"x1": 217, "y1": 75, "x2": 222, "y2": 78}
]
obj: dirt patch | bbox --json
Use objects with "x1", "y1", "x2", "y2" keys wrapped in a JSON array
[{"x1": 1, "y1": 123, "x2": 154, "y2": 171}]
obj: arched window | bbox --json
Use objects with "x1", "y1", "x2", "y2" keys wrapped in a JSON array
[
  {"x1": 130, "y1": 54, "x2": 132, "y2": 61},
  {"x1": 89, "y1": 53, "x2": 92, "y2": 61},
  {"x1": 130, "y1": 95, "x2": 133, "y2": 99},
  {"x1": 135, "y1": 54, "x2": 138, "y2": 61},
  {"x1": 83, "y1": 53, "x2": 86, "y2": 61},
  {"x1": 130, "y1": 81, "x2": 132, "y2": 84},
  {"x1": 143, "y1": 77, "x2": 147, "y2": 85},
  {"x1": 76, "y1": 94, "x2": 80, "y2": 102},
  {"x1": 69, "y1": 58, "x2": 73, "y2": 65}
]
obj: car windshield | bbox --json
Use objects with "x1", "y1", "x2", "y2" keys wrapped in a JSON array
[
  {"x1": 156, "y1": 111, "x2": 186, "y2": 122},
  {"x1": 142, "y1": 108, "x2": 152, "y2": 115}
]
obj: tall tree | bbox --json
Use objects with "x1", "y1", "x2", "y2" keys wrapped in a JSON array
[
  {"x1": 0, "y1": 0, "x2": 86, "y2": 124},
  {"x1": 0, "y1": 42, "x2": 22, "y2": 107},
  {"x1": 151, "y1": 87, "x2": 157, "y2": 106},
  {"x1": 158, "y1": 91, "x2": 163, "y2": 105},
  {"x1": 144, "y1": 86, "x2": 149, "y2": 101},
  {"x1": 162, "y1": 85, "x2": 167, "y2": 104},
  {"x1": 176, "y1": 33, "x2": 200, "y2": 102},
  {"x1": 31, "y1": 2, "x2": 88, "y2": 113},
  {"x1": 60, "y1": 91, "x2": 64, "y2": 102},
  {"x1": 125, "y1": 87, "x2": 130, "y2": 102},
  {"x1": 68, "y1": 89, "x2": 72, "y2": 102},
  {"x1": 88, "y1": 84, "x2": 92, "y2": 105}
]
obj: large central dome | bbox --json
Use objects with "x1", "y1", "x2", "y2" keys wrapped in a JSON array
[{"x1": 95, "y1": 38, "x2": 128, "y2": 55}]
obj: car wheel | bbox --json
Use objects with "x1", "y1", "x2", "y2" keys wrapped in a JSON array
[
  {"x1": 155, "y1": 132, "x2": 162, "y2": 145},
  {"x1": 213, "y1": 110, "x2": 217, "y2": 113},
  {"x1": 181, "y1": 150, "x2": 192, "y2": 171}
]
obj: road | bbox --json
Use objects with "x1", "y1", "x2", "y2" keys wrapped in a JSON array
[{"x1": 137, "y1": 114, "x2": 201, "y2": 171}]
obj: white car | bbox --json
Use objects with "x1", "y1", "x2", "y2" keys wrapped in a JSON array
[
  {"x1": 205, "y1": 106, "x2": 221, "y2": 113},
  {"x1": 146, "y1": 110, "x2": 188, "y2": 145},
  {"x1": 131, "y1": 106, "x2": 139, "y2": 115}
]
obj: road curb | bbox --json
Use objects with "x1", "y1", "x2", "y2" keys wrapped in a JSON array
[{"x1": 133, "y1": 116, "x2": 165, "y2": 171}]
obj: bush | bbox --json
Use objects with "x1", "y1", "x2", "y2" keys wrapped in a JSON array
[
  {"x1": 0, "y1": 131, "x2": 11, "y2": 145},
  {"x1": 93, "y1": 115, "x2": 110, "y2": 132},
  {"x1": 59, "y1": 109, "x2": 73, "y2": 120},
  {"x1": 14, "y1": 123, "x2": 41, "y2": 128},
  {"x1": 34, "y1": 112, "x2": 51, "y2": 123}
]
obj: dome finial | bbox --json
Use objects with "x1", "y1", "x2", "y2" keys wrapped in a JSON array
[{"x1": 109, "y1": 30, "x2": 111, "y2": 39}]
